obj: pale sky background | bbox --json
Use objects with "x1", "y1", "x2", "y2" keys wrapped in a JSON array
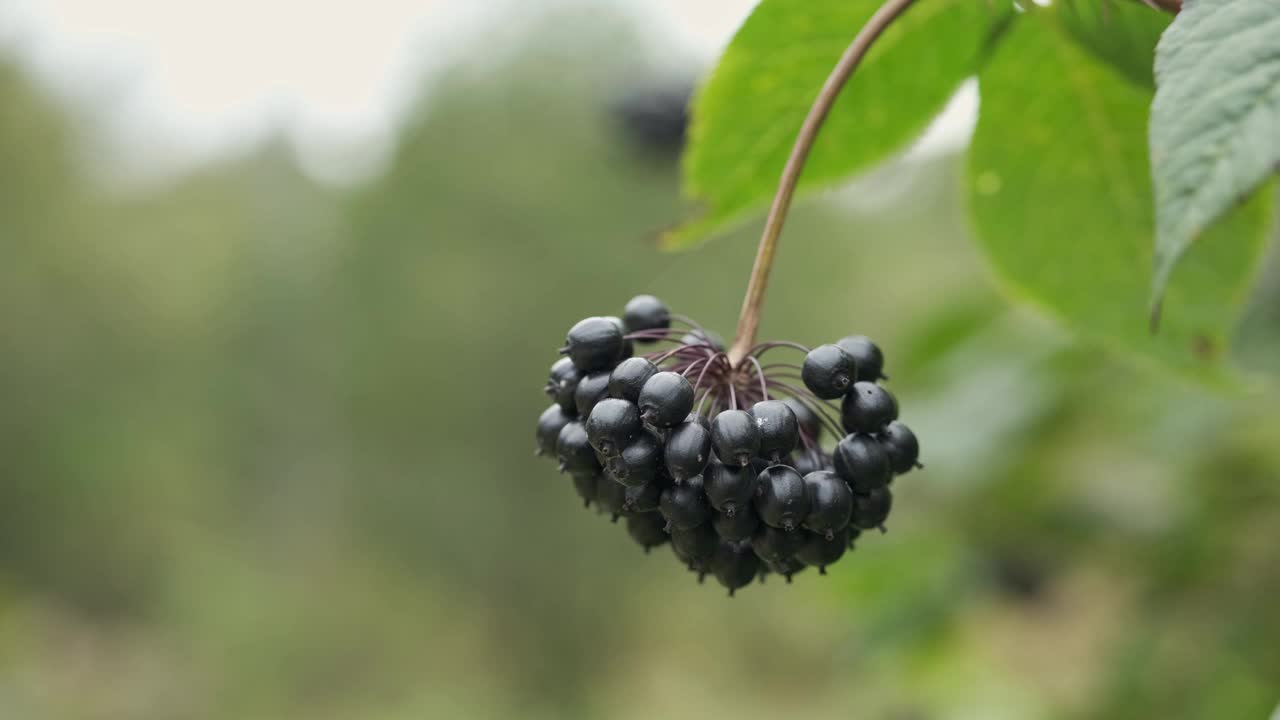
[{"x1": 0, "y1": 0, "x2": 973, "y2": 186}]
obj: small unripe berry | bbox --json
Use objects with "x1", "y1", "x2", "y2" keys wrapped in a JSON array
[
  {"x1": 751, "y1": 400, "x2": 799, "y2": 461},
  {"x1": 878, "y1": 421, "x2": 921, "y2": 474},
  {"x1": 626, "y1": 511, "x2": 669, "y2": 552},
  {"x1": 622, "y1": 295, "x2": 670, "y2": 341},
  {"x1": 710, "y1": 409, "x2": 760, "y2": 467},
  {"x1": 836, "y1": 335, "x2": 885, "y2": 382},
  {"x1": 536, "y1": 404, "x2": 573, "y2": 457},
  {"x1": 664, "y1": 417, "x2": 713, "y2": 482},
  {"x1": 704, "y1": 461, "x2": 759, "y2": 518},
  {"x1": 832, "y1": 433, "x2": 891, "y2": 493},
  {"x1": 638, "y1": 372, "x2": 695, "y2": 428},
  {"x1": 565, "y1": 317, "x2": 625, "y2": 372},
  {"x1": 659, "y1": 473, "x2": 711, "y2": 531},
  {"x1": 608, "y1": 357, "x2": 658, "y2": 403},
  {"x1": 545, "y1": 357, "x2": 582, "y2": 416},
  {"x1": 802, "y1": 471, "x2": 853, "y2": 540},
  {"x1": 754, "y1": 465, "x2": 810, "y2": 532},
  {"x1": 801, "y1": 344, "x2": 857, "y2": 399},
  {"x1": 841, "y1": 381, "x2": 898, "y2": 434}
]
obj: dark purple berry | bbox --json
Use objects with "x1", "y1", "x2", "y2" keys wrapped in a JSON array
[
  {"x1": 605, "y1": 430, "x2": 662, "y2": 488},
  {"x1": 711, "y1": 542, "x2": 761, "y2": 596},
  {"x1": 712, "y1": 507, "x2": 760, "y2": 542},
  {"x1": 574, "y1": 371, "x2": 612, "y2": 418},
  {"x1": 570, "y1": 471, "x2": 598, "y2": 507},
  {"x1": 609, "y1": 357, "x2": 658, "y2": 403},
  {"x1": 797, "y1": 528, "x2": 849, "y2": 573},
  {"x1": 710, "y1": 409, "x2": 759, "y2": 467},
  {"x1": 622, "y1": 295, "x2": 670, "y2": 341},
  {"x1": 836, "y1": 335, "x2": 885, "y2": 382},
  {"x1": 802, "y1": 470, "x2": 853, "y2": 539},
  {"x1": 704, "y1": 460, "x2": 759, "y2": 518},
  {"x1": 626, "y1": 511, "x2": 669, "y2": 552},
  {"x1": 659, "y1": 473, "x2": 710, "y2": 531},
  {"x1": 750, "y1": 525, "x2": 806, "y2": 566},
  {"x1": 841, "y1": 381, "x2": 898, "y2": 434},
  {"x1": 764, "y1": 556, "x2": 807, "y2": 583},
  {"x1": 832, "y1": 433, "x2": 891, "y2": 493},
  {"x1": 878, "y1": 421, "x2": 921, "y2": 474},
  {"x1": 638, "y1": 372, "x2": 695, "y2": 428},
  {"x1": 623, "y1": 477, "x2": 666, "y2": 513},
  {"x1": 671, "y1": 523, "x2": 719, "y2": 570},
  {"x1": 595, "y1": 474, "x2": 629, "y2": 520},
  {"x1": 801, "y1": 344, "x2": 857, "y2": 399},
  {"x1": 564, "y1": 317, "x2": 625, "y2": 372},
  {"x1": 751, "y1": 400, "x2": 799, "y2": 461},
  {"x1": 754, "y1": 465, "x2": 810, "y2": 532},
  {"x1": 783, "y1": 397, "x2": 822, "y2": 441},
  {"x1": 545, "y1": 357, "x2": 582, "y2": 416},
  {"x1": 664, "y1": 417, "x2": 712, "y2": 482},
  {"x1": 537, "y1": 404, "x2": 573, "y2": 457},
  {"x1": 851, "y1": 487, "x2": 893, "y2": 530},
  {"x1": 556, "y1": 421, "x2": 601, "y2": 475},
  {"x1": 585, "y1": 398, "x2": 642, "y2": 457}
]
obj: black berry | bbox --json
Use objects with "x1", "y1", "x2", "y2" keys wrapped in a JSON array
[
  {"x1": 841, "y1": 381, "x2": 898, "y2": 434},
  {"x1": 671, "y1": 523, "x2": 719, "y2": 571},
  {"x1": 801, "y1": 344, "x2": 857, "y2": 399},
  {"x1": 836, "y1": 335, "x2": 885, "y2": 382},
  {"x1": 570, "y1": 471, "x2": 598, "y2": 508},
  {"x1": 545, "y1": 357, "x2": 582, "y2": 415},
  {"x1": 638, "y1": 372, "x2": 695, "y2": 428},
  {"x1": 556, "y1": 421, "x2": 601, "y2": 475},
  {"x1": 659, "y1": 473, "x2": 711, "y2": 531},
  {"x1": 802, "y1": 470, "x2": 853, "y2": 540},
  {"x1": 783, "y1": 397, "x2": 822, "y2": 441},
  {"x1": 751, "y1": 400, "x2": 799, "y2": 461},
  {"x1": 664, "y1": 417, "x2": 712, "y2": 482},
  {"x1": 750, "y1": 525, "x2": 806, "y2": 566},
  {"x1": 704, "y1": 460, "x2": 758, "y2": 518},
  {"x1": 605, "y1": 430, "x2": 663, "y2": 488},
  {"x1": 832, "y1": 433, "x2": 891, "y2": 492},
  {"x1": 623, "y1": 478, "x2": 666, "y2": 514},
  {"x1": 879, "y1": 421, "x2": 921, "y2": 474},
  {"x1": 797, "y1": 528, "x2": 849, "y2": 573},
  {"x1": 851, "y1": 487, "x2": 893, "y2": 531},
  {"x1": 574, "y1": 371, "x2": 612, "y2": 418},
  {"x1": 537, "y1": 404, "x2": 573, "y2": 457},
  {"x1": 710, "y1": 409, "x2": 760, "y2": 467},
  {"x1": 711, "y1": 542, "x2": 761, "y2": 596},
  {"x1": 595, "y1": 475, "x2": 629, "y2": 520},
  {"x1": 754, "y1": 465, "x2": 810, "y2": 532},
  {"x1": 565, "y1": 317, "x2": 625, "y2": 372},
  {"x1": 585, "y1": 398, "x2": 642, "y2": 457},
  {"x1": 622, "y1": 295, "x2": 670, "y2": 341},
  {"x1": 626, "y1": 511, "x2": 669, "y2": 552},
  {"x1": 609, "y1": 357, "x2": 658, "y2": 403},
  {"x1": 763, "y1": 556, "x2": 807, "y2": 583},
  {"x1": 712, "y1": 507, "x2": 760, "y2": 542}
]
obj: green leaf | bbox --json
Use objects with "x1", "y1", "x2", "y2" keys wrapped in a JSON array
[
  {"x1": 969, "y1": 12, "x2": 1271, "y2": 383},
  {"x1": 668, "y1": 0, "x2": 1005, "y2": 250},
  {"x1": 1150, "y1": 0, "x2": 1280, "y2": 307},
  {"x1": 1057, "y1": 0, "x2": 1171, "y2": 89}
]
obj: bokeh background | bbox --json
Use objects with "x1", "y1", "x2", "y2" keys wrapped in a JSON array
[{"x1": 2, "y1": 1, "x2": 1279, "y2": 719}]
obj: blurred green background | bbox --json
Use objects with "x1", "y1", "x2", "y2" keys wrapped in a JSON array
[{"x1": 2, "y1": 5, "x2": 1279, "y2": 720}]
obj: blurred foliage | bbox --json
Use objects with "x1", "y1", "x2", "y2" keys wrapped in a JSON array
[{"x1": 0, "y1": 6, "x2": 1278, "y2": 720}]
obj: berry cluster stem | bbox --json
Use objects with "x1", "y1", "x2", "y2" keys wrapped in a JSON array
[{"x1": 726, "y1": 0, "x2": 919, "y2": 368}]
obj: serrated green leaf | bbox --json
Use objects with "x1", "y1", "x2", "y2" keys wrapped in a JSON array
[
  {"x1": 667, "y1": 0, "x2": 1004, "y2": 250},
  {"x1": 1057, "y1": 0, "x2": 1170, "y2": 89},
  {"x1": 1150, "y1": 0, "x2": 1280, "y2": 306},
  {"x1": 969, "y1": 12, "x2": 1271, "y2": 383}
]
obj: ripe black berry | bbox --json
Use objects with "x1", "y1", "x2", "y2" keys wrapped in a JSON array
[
  {"x1": 574, "y1": 371, "x2": 612, "y2": 418},
  {"x1": 638, "y1": 372, "x2": 695, "y2": 428},
  {"x1": 750, "y1": 525, "x2": 806, "y2": 566},
  {"x1": 763, "y1": 556, "x2": 807, "y2": 583},
  {"x1": 841, "y1": 381, "x2": 898, "y2": 434},
  {"x1": 659, "y1": 474, "x2": 711, "y2": 531},
  {"x1": 878, "y1": 421, "x2": 921, "y2": 474},
  {"x1": 711, "y1": 542, "x2": 761, "y2": 596},
  {"x1": 783, "y1": 397, "x2": 822, "y2": 441},
  {"x1": 622, "y1": 294, "x2": 670, "y2": 341},
  {"x1": 836, "y1": 335, "x2": 886, "y2": 382},
  {"x1": 671, "y1": 523, "x2": 719, "y2": 570},
  {"x1": 712, "y1": 507, "x2": 760, "y2": 542},
  {"x1": 623, "y1": 477, "x2": 666, "y2": 513},
  {"x1": 604, "y1": 316, "x2": 634, "y2": 362},
  {"x1": 537, "y1": 404, "x2": 573, "y2": 457},
  {"x1": 626, "y1": 511, "x2": 669, "y2": 552},
  {"x1": 710, "y1": 409, "x2": 760, "y2": 467},
  {"x1": 832, "y1": 433, "x2": 890, "y2": 493},
  {"x1": 704, "y1": 460, "x2": 758, "y2": 518},
  {"x1": 802, "y1": 470, "x2": 853, "y2": 540},
  {"x1": 605, "y1": 430, "x2": 663, "y2": 488},
  {"x1": 595, "y1": 475, "x2": 629, "y2": 520},
  {"x1": 796, "y1": 528, "x2": 850, "y2": 573},
  {"x1": 851, "y1": 487, "x2": 893, "y2": 531},
  {"x1": 564, "y1": 317, "x2": 625, "y2": 372},
  {"x1": 546, "y1": 357, "x2": 582, "y2": 415},
  {"x1": 609, "y1": 357, "x2": 658, "y2": 403},
  {"x1": 801, "y1": 344, "x2": 857, "y2": 399},
  {"x1": 754, "y1": 465, "x2": 810, "y2": 532},
  {"x1": 790, "y1": 448, "x2": 829, "y2": 476},
  {"x1": 751, "y1": 400, "x2": 799, "y2": 461},
  {"x1": 585, "y1": 398, "x2": 642, "y2": 457},
  {"x1": 664, "y1": 417, "x2": 712, "y2": 482},
  {"x1": 571, "y1": 471, "x2": 598, "y2": 508},
  {"x1": 556, "y1": 421, "x2": 601, "y2": 475}
]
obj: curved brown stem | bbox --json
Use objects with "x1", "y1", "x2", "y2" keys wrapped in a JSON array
[{"x1": 726, "y1": 0, "x2": 920, "y2": 367}]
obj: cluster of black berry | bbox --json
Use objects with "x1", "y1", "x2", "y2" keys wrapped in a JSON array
[{"x1": 536, "y1": 295, "x2": 921, "y2": 595}]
